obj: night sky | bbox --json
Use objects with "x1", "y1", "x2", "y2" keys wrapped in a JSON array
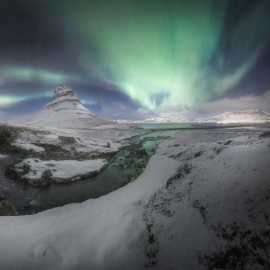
[{"x1": 0, "y1": 0, "x2": 270, "y2": 120}]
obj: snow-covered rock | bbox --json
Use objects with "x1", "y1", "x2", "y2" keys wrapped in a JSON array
[
  {"x1": 12, "y1": 143, "x2": 45, "y2": 153},
  {"x1": 11, "y1": 158, "x2": 107, "y2": 186}
]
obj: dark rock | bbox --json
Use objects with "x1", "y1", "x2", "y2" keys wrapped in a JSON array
[
  {"x1": 37, "y1": 143, "x2": 72, "y2": 160},
  {"x1": 5, "y1": 165, "x2": 20, "y2": 180},
  {"x1": 166, "y1": 163, "x2": 192, "y2": 188},
  {"x1": 213, "y1": 146, "x2": 223, "y2": 155},
  {"x1": 194, "y1": 151, "x2": 203, "y2": 158},
  {"x1": 0, "y1": 190, "x2": 6, "y2": 201},
  {"x1": 22, "y1": 163, "x2": 30, "y2": 174},
  {"x1": 5, "y1": 162, "x2": 31, "y2": 182},
  {"x1": 39, "y1": 169, "x2": 53, "y2": 186},
  {"x1": 193, "y1": 200, "x2": 208, "y2": 224},
  {"x1": 200, "y1": 220, "x2": 270, "y2": 270},
  {"x1": 0, "y1": 126, "x2": 17, "y2": 152},
  {"x1": 59, "y1": 136, "x2": 77, "y2": 145},
  {"x1": 0, "y1": 200, "x2": 17, "y2": 216},
  {"x1": 145, "y1": 222, "x2": 159, "y2": 267},
  {"x1": 224, "y1": 140, "x2": 232, "y2": 145},
  {"x1": 259, "y1": 131, "x2": 270, "y2": 138}
]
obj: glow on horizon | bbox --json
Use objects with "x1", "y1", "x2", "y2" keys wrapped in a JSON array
[
  {"x1": 1, "y1": 66, "x2": 75, "y2": 83},
  {"x1": 0, "y1": 92, "x2": 53, "y2": 108}
]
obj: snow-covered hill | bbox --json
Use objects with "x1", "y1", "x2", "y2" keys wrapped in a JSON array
[{"x1": 27, "y1": 86, "x2": 112, "y2": 129}]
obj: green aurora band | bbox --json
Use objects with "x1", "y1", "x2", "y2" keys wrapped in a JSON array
[
  {"x1": 2, "y1": 0, "x2": 269, "y2": 111},
  {"x1": 62, "y1": 0, "x2": 226, "y2": 110},
  {"x1": 57, "y1": 0, "x2": 265, "y2": 111}
]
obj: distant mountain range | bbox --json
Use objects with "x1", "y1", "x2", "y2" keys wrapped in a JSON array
[
  {"x1": 140, "y1": 109, "x2": 270, "y2": 124},
  {"x1": 203, "y1": 110, "x2": 270, "y2": 124}
]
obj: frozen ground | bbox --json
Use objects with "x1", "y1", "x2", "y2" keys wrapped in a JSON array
[{"x1": 0, "y1": 125, "x2": 269, "y2": 269}]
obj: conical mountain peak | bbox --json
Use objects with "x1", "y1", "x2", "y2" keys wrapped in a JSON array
[{"x1": 28, "y1": 86, "x2": 111, "y2": 129}]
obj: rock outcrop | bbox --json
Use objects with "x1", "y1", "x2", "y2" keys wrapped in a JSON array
[{"x1": 6, "y1": 158, "x2": 107, "y2": 186}]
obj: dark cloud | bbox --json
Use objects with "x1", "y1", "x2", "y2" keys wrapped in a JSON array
[
  {"x1": 208, "y1": 0, "x2": 270, "y2": 98},
  {"x1": 0, "y1": 0, "x2": 90, "y2": 74}
]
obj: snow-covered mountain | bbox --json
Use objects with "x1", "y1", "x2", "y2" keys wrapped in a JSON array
[
  {"x1": 205, "y1": 109, "x2": 270, "y2": 124},
  {"x1": 28, "y1": 86, "x2": 111, "y2": 129},
  {"x1": 140, "y1": 110, "x2": 270, "y2": 124},
  {"x1": 141, "y1": 112, "x2": 190, "y2": 123}
]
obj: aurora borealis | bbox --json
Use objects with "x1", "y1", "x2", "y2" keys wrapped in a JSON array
[{"x1": 0, "y1": 0, "x2": 270, "y2": 119}]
